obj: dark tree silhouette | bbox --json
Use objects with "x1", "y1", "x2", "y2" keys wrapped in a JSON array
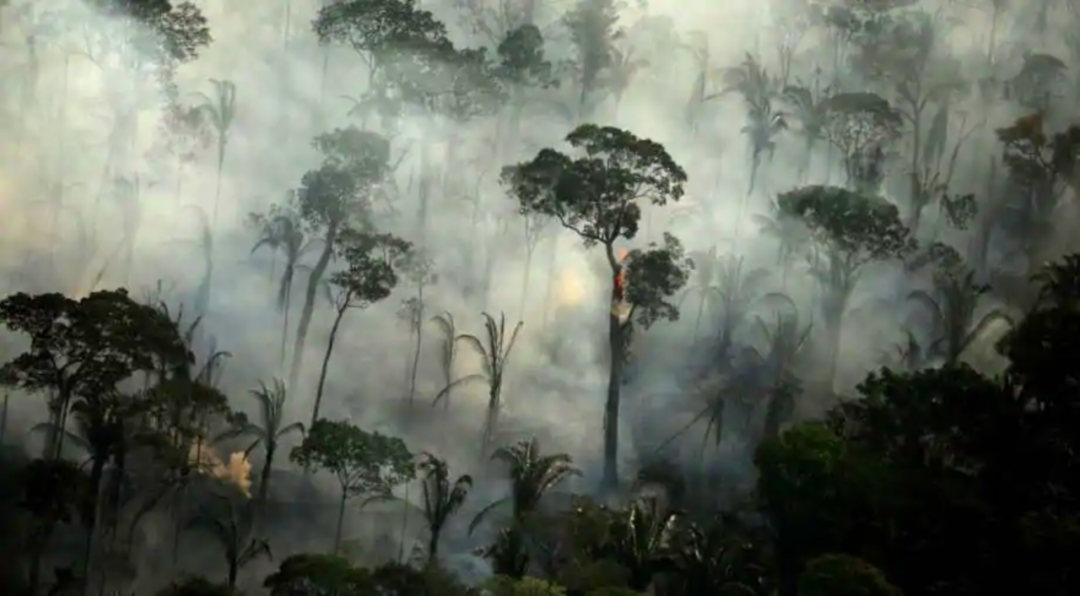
[{"x1": 503, "y1": 124, "x2": 691, "y2": 491}]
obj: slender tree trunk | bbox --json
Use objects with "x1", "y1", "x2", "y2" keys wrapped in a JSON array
[
  {"x1": 541, "y1": 239, "x2": 558, "y2": 331},
  {"x1": 519, "y1": 246, "x2": 534, "y2": 322},
  {"x1": 280, "y1": 280, "x2": 292, "y2": 369},
  {"x1": 259, "y1": 444, "x2": 275, "y2": 504},
  {"x1": 601, "y1": 246, "x2": 624, "y2": 492},
  {"x1": 312, "y1": 306, "x2": 346, "y2": 427},
  {"x1": 228, "y1": 557, "x2": 238, "y2": 588},
  {"x1": 428, "y1": 524, "x2": 441, "y2": 564},
  {"x1": 289, "y1": 223, "x2": 338, "y2": 390},
  {"x1": 82, "y1": 453, "x2": 107, "y2": 596},
  {"x1": 0, "y1": 392, "x2": 8, "y2": 445},
  {"x1": 212, "y1": 140, "x2": 226, "y2": 232},
  {"x1": 333, "y1": 490, "x2": 347, "y2": 554},
  {"x1": 408, "y1": 286, "x2": 424, "y2": 406}
]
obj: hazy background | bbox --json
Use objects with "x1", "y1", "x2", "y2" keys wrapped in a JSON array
[{"x1": 0, "y1": 0, "x2": 1075, "y2": 584}]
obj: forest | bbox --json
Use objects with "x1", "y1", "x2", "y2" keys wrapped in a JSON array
[{"x1": 0, "y1": 0, "x2": 1078, "y2": 594}]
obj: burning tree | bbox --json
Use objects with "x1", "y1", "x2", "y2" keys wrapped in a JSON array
[{"x1": 502, "y1": 124, "x2": 692, "y2": 491}]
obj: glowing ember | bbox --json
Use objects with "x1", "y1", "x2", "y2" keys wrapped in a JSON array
[{"x1": 613, "y1": 248, "x2": 630, "y2": 301}]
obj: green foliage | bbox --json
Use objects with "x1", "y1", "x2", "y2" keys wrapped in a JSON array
[
  {"x1": 290, "y1": 419, "x2": 415, "y2": 500},
  {"x1": 263, "y1": 554, "x2": 370, "y2": 596},
  {"x1": 157, "y1": 576, "x2": 242, "y2": 596},
  {"x1": 485, "y1": 575, "x2": 568, "y2": 596},
  {"x1": 496, "y1": 25, "x2": 556, "y2": 89},
  {"x1": 623, "y1": 233, "x2": 692, "y2": 327},
  {"x1": 798, "y1": 554, "x2": 901, "y2": 596},
  {"x1": 0, "y1": 289, "x2": 190, "y2": 398},
  {"x1": 778, "y1": 185, "x2": 913, "y2": 264},
  {"x1": 84, "y1": 0, "x2": 213, "y2": 66},
  {"x1": 299, "y1": 127, "x2": 391, "y2": 231},
  {"x1": 314, "y1": 0, "x2": 448, "y2": 63},
  {"x1": 331, "y1": 229, "x2": 413, "y2": 308},
  {"x1": 501, "y1": 124, "x2": 687, "y2": 246}
]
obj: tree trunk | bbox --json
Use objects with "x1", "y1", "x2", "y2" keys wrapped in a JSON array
[
  {"x1": 312, "y1": 305, "x2": 346, "y2": 427},
  {"x1": 289, "y1": 221, "x2": 338, "y2": 390},
  {"x1": 228, "y1": 556, "x2": 238, "y2": 588},
  {"x1": 212, "y1": 140, "x2": 226, "y2": 232},
  {"x1": 408, "y1": 286, "x2": 424, "y2": 406},
  {"x1": 428, "y1": 524, "x2": 441, "y2": 564},
  {"x1": 333, "y1": 491, "x2": 347, "y2": 554},
  {"x1": 279, "y1": 282, "x2": 291, "y2": 369},
  {"x1": 602, "y1": 309, "x2": 624, "y2": 492},
  {"x1": 601, "y1": 245, "x2": 624, "y2": 492},
  {"x1": 0, "y1": 392, "x2": 8, "y2": 445},
  {"x1": 82, "y1": 452, "x2": 107, "y2": 596},
  {"x1": 259, "y1": 443, "x2": 275, "y2": 504}
]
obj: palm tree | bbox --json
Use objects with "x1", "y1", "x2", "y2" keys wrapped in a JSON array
[
  {"x1": 249, "y1": 198, "x2": 314, "y2": 366},
  {"x1": 213, "y1": 378, "x2": 304, "y2": 505},
  {"x1": 907, "y1": 267, "x2": 1014, "y2": 365},
  {"x1": 177, "y1": 205, "x2": 215, "y2": 317},
  {"x1": 752, "y1": 198, "x2": 810, "y2": 290},
  {"x1": 723, "y1": 53, "x2": 786, "y2": 197},
  {"x1": 195, "y1": 78, "x2": 238, "y2": 231},
  {"x1": 750, "y1": 304, "x2": 812, "y2": 441},
  {"x1": 783, "y1": 80, "x2": 830, "y2": 182},
  {"x1": 189, "y1": 495, "x2": 270, "y2": 588},
  {"x1": 429, "y1": 312, "x2": 471, "y2": 411},
  {"x1": 607, "y1": 497, "x2": 680, "y2": 591},
  {"x1": 418, "y1": 453, "x2": 472, "y2": 563},
  {"x1": 678, "y1": 30, "x2": 726, "y2": 135},
  {"x1": 458, "y1": 312, "x2": 524, "y2": 461},
  {"x1": 469, "y1": 438, "x2": 579, "y2": 533},
  {"x1": 711, "y1": 255, "x2": 772, "y2": 362},
  {"x1": 604, "y1": 43, "x2": 648, "y2": 116}
]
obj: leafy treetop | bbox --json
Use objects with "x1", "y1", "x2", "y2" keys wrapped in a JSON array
[
  {"x1": 290, "y1": 419, "x2": 415, "y2": 501},
  {"x1": 331, "y1": 229, "x2": 414, "y2": 308},
  {"x1": 501, "y1": 124, "x2": 687, "y2": 248},
  {"x1": 0, "y1": 289, "x2": 190, "y2": 400},
  {"x1": 299, "y1": 128, "x2": 392, "y2": 231},
  {"x1": 778, "y1": 185, "x2": 913, "y2": 267},
  {"x1": 623, "y1": 233, "x2": 692, "y2": 327}
]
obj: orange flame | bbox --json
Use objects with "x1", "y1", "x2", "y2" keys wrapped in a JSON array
[
  {"x1": 188, "y1": 444, "x2": 253, "y2": 498},
  {"x1": 614, "y1": 248, "x2": 630, "y2": 300}
]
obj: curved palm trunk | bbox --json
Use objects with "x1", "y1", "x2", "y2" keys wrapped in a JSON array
[
  {"x1": 259, "y1": 443, "x2": 275, "y2": 504},
  {"x1": 289, "y1": 222, "x2": 338, "y2": 390},
  {"x1": 212, "y1": 139, "x2": 227, "y2": 231},
  {"x1": 312, "y1": 305, "x2": 346, "y2": 426}
]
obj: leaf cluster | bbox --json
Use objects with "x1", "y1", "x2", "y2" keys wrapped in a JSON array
[
  {"x1": 502, "y1": 124, "x2": 686, "y2": 246},
  {"x1": 624, "y1": 233, "x2": 692, "y2": 328},
  {"x1": 330, "y1": 229, "x2": 413, "y2": 309},
  {"x1": 777, "y1": 185, "x2": 914, "y2": 265},
  {"x1": 299, "y1": 128, "x2": 392, "y2": 230},
  {"x1": 0, "y1": 289, "x2": 191, "y2": 400},
  {"x1": 290, "y1": 419, "x2": 415, "y2": 499}
]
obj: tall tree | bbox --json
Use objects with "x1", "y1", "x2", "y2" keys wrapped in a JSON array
[
  {"x1": 195, "y1": 78, "x2": 237, "y2": 231},
  {"x1": 723, "y1": 53, "x2": 786, "y2": 196},
  {"x1": 214, "y1": 378, "x2": 305, "y2": 505},
  {"x1": 311, "y1": 229, "x2": 412, "y2": 425},
  {"x1": 283, "y1": 127, "x2": 391, "y2": 391},
  {"x1": 778, "y1": 186, "x2": 913, "y2": 387},
  {"x1": 503, "y1": 124, "x2": 692, "y2": 491},
  {"x1": 457, "y1": 312, "x2": 523, "y2": 461},
  {"x1": 291, "y1": 419, "x2": 415, "y2": 554},
  {"x1": 248, "y1": 195, "x2": 314, "y2": 368},
  {"x1": 563, "y1": 0, "x2": 623, "y2": 120}
]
